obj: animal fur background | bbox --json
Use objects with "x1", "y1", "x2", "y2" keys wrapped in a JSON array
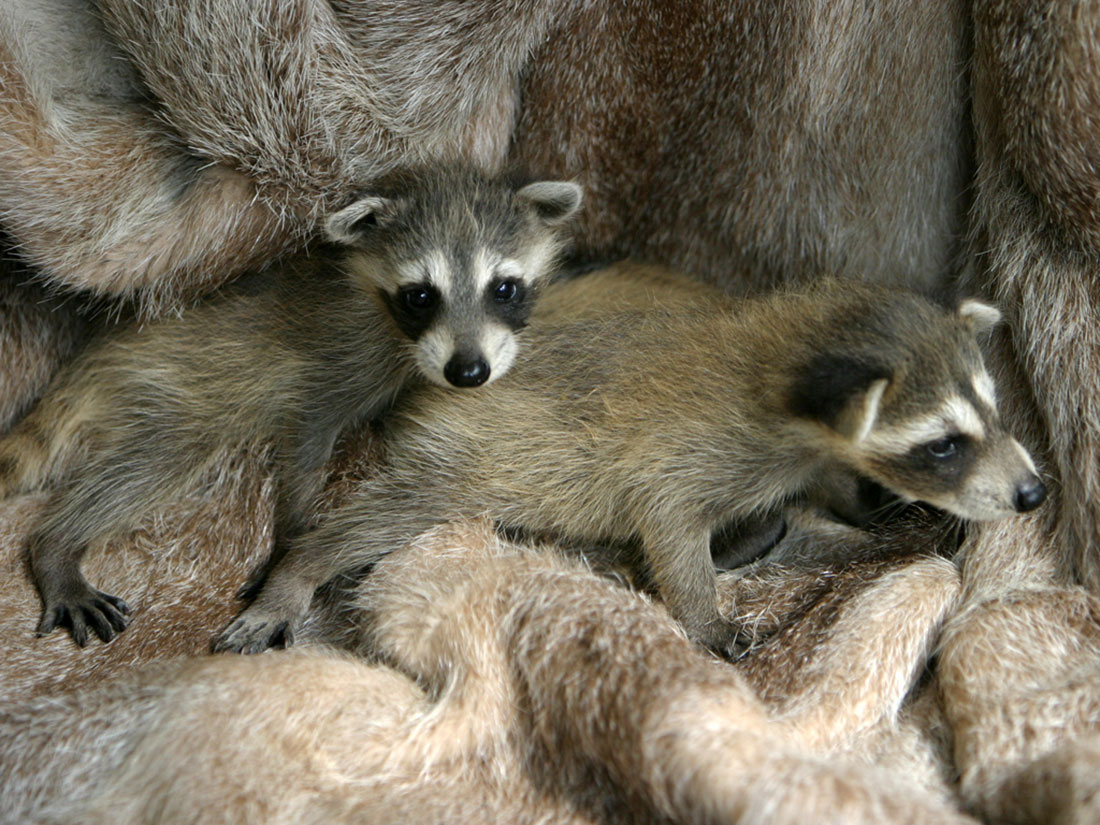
[{"x1": 3, "y1": 1, "x2": 1100, "y2": 822}]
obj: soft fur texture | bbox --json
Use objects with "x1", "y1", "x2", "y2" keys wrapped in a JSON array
[
  {"x1": 3, "y1": 1, "x2": 1100, "y2": 823},
  {"x1": 1, "y1": 518, "x2": 976, "y2": 825},
  {"x1": 219, "y1": 277, "x2": 1039, "y2": 655}
]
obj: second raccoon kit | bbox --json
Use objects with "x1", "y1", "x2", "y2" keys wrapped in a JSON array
[
  {"x1": 0, "y1": 167, "x2": 582, "y2": 646},
  {"x1": 219, "y1": 275, "x2": 1047, "y2": 654}
]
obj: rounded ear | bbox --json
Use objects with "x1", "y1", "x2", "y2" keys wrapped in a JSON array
[
  {"x1": 789, "y1": 354, "x2": 892, "y2": 441},
  {"x1": 958, "y1": 299, "x2": 1002, "y2": 333},
  {"x1": 324, "y1": 195, "x2": 398, "y2": 245},
  {"x1": 516, "y1": 181, "x2": 583, "y2": 225},
  {"x1": 837, "y1": 378, "x2": 889, "y2": 442}
]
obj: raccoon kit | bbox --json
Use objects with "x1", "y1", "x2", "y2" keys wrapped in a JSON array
[
  {"x1": 0, "y1": 166, "x2": 582, "y2": 646},
  {"x1": 218, "y1": 277, "x2": 1046, "y2": 655}
]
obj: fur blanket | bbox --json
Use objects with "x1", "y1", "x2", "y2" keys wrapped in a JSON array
[{"x1": 3, "y1": 1, "x2": 1100, "y2": 822}]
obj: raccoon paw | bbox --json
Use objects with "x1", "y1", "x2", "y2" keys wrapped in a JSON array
[
  {"x1": 36, "y1": 588, "x2": 131, "y2": 647},
  {"x1": 214, "y1": 611, "x2": 298, "y2": 655},
  {"x1": 694, "y1": 618, "x2": 749, "y2": 661}
]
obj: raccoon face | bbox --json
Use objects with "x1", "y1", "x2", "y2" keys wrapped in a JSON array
[
  {"x1": 857, "y1": 388, "x2": 1046, "y2": 520},
  {"x1": 326, "y1": 170, "x2": 582, "y2": 388},
  {"x1": 381, "y1": 248, "x2": 540, "y2": 388},
  {"x1": 791, "y1": 299, "x2": 1046, "y2": 521}
]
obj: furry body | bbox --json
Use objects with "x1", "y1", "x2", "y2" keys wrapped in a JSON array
[
  {"x1": 0, "y1": 168, "x2": 579, "y2": 646},
  {"x1": 220, "y1": 279, "x2": 1042, "y2": 653},
  {"x1": 8, "y1": 0, "x2": 1099, "y2": 596},
  {"x1": 0, "y1": 521, "x2": 975, "y2": 825},
  {"x1": 83, "y1": 0, "x2": 969, "y2": 293},
  {"x1": 6, "y1": 0, "x2": 1099, "y2": 598},
  {"x1": 0, "y1": 0, "x2": 291, "y2": 314},
  {"x1": 2, "y1": 3, "x2": 1100, "y2": 821}
]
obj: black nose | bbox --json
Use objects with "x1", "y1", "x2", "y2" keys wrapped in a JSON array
[
  {"x1": 443, "y1": 355, "x2": 490, "y2": 387},
  {"x1": 1015, "y1": 477, "x2": 1047, "y2": 512}
]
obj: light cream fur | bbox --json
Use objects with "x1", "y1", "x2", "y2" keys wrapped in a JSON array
[
  {"x1": 0, "y1": 520, "x2": 977, "y2": 825},
  {"x1": 0, "y1": 2, "x2": 1098, "y2": 821}
]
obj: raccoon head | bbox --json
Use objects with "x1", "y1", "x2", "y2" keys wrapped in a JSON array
[
  {"x1": 326, "y1": 168, "x2": 583, "y2": 388},
  {"x1": 790, "y1": 297, "x2": 1046, "y2": 521}
]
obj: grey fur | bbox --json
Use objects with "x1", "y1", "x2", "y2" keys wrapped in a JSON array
[
  {"x1": 219, "y1": 278, "x2": 1043, "y2": 654},
  {"x1": 0, "y1": 167, "x2": 578, "y2": 647}
]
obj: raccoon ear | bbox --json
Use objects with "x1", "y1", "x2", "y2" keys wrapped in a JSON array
[
  {"x1": 516, "y1": 181, "x2": 583, "y2": 225},
  {"x1": 325, "y1": 195, "x2": 401, "y2": 245},
  {"x1": 789, "y1": 354, "x2": 892, "y2": 442},
  {"x1": 958, "y1": 299, "x2": 1001, "y2": 333},
  {"x1": 835, "y1": 378, "x2": 889, "y2": 442}
]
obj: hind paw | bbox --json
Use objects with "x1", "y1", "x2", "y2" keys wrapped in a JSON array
[
  {"x1": 37, "y1": 588, "x2": 131, "y2": 647},
  {"x1": 214, "y1": 609, "x2": 298, "y2": 655}
]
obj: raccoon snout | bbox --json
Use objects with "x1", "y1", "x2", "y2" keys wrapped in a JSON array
[
  {"x1": 1015, "y1": 476, "x2": 1047, "y2": 513},
  {"x1": 444, "y1": 354, "x2": 490, "y2": 387}
]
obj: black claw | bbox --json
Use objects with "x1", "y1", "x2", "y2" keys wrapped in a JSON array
[
  {"x1": 36, "y1": 608, "x2": 60, "y2": 637},
  {"x1": 70, "y1": 618, "x2": 89, "y2": 648},
  {"x1": 214, "y1": 618, "x2": 288, "y2": 656},
  {"x1": 104, "y1": 594, "x2": 131, "y2": 616},
  {"x1": 94, "y1": 598, "x2": 130, "y2": 633},
  {"x1": 36, "y1": 586, "x2": 133, "y2": 646},
  {"x1": 84, "y1": 605, "x2": 118, "y2": 644},
  {"x1": 240, "y1": 622, "x2": 280, "y2": 655},
  {"x1": 213, "y1": 620, "x2": 250, "y2": 654}
]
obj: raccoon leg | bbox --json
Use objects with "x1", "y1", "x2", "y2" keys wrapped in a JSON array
[
  {"x1": 28, "y1": 530, "x2": 129, "y2": 647},
  {"x1": 27, "y1": 476, "x2": 139, "y2": 646},
  {"x1": 710, "y1": 512, "x2": 788, "y2": 570},
  {"x1": 27, "y1": 431, "x2": 204, "y2": 646},
  {"x1": 215, "y1": 477, "x2": 452, "y2": 654},
  {"x1": 232, "y1": 437, "x2": 336, "y2": 602},
  {"x1": 0, "y1": 414, "x2": 52, "y2": 499},
  {"x1": 0, "y1": 392, "x2": 94, "y2": 499},
  {"x1": 641, "y1": 523, "x2": 742, "y2": 656},
  {"x1": 277, "y1": 418, "x2": 353, "y2": 536}
]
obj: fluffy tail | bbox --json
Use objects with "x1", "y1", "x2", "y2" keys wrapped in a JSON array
[
  {"x1": 0, "y1": 3, "x2": 293, "y2": 316},
  {"x1": 970, "y1": 0, "x2": 1100, "y2": 591},
  {"x1": 94, "y1": 0, "x2": 559, "y2": 211}
]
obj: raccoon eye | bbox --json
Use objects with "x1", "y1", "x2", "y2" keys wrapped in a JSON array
[
  {"x1": 925, "y1": 436, "x2": 960, "y2": 459},
  {"x1": 492, "y1": 279, "x2": 520, "y2": 303},
  {"x1": 399, "y1": 285, "x2": 438, "y2": 312}
]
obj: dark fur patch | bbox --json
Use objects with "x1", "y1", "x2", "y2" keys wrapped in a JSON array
[
  {"x1": 378, "y1": 286, "x2": 439, "y2": 341},
  {"x1": 485, "y1": 279, "x2": 534, "y2": 331},
  {"x1": 0, "y1": 453, "x2": 17, "y2": 481},
  {"x1": 898, "y1": 435, "x2": 976, "y2": 489},
  {"x1": 788, "y1": 354, "x2": 892, "y2": 427}
]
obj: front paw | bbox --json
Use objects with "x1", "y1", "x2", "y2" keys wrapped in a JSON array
[
  {"x1": 693, "y1": 617, "x2": 748, "y2": 661},
  {"x1": 37, "y1": 585, "x2": 131, "y2": 647},
  {"x1": 214, "y1": 608, "x2": 299, "y2": 655}
]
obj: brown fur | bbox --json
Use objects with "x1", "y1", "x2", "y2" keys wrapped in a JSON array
[
  {"x1": 0, "y1": 444, "x2": 274, "y2": 704},
  {"x1": 0, "y1": 1, "x2": 291, "y2": 313},
  {"x1": 1, "y1": 0, "x2": 1091, "y2": 592},
  {"x1": 0, "y1": 244, "x2": 91, "y2": 434},
  {"x1": 968, "y1": 0, "x2": 1100, "y2": 594},
  {"x1": 220, "y1": 277, "x2": 1037, "y2": 654},
  {"x1": 1, "y1": 2, "x2": 1099, "y2": 821},
  {"x1": 0, "y1": 520, "x2": 976, "y2": 825},
  {"x1": 511, "y1": 0, "x2": 971, "y2": 292},
  {"x1": 0, "y1": 167, "x2": 576, "y2": 647}
]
